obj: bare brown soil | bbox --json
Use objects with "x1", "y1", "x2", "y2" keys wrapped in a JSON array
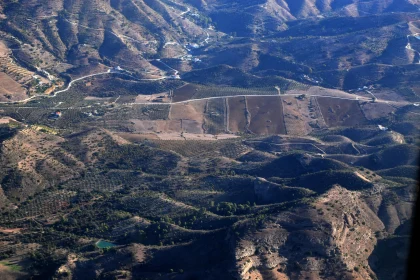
[
  {"x1": 282, "y1": 96, "x2": 314, "y2": 136},
  {"x1": 0, "y1": 72, "x2": 27, "y2": 101},
  {"x1": 354, "y1": 172, "x2": 372, "y2": 182},
  {"x1": 170, "y1": 101, "x2": 206, "y2": 121},
  {"x1": 360, "y1": 102, "x2": 395, "y2": 120},
  {"x1": 0, "y1": 117, "x2": 11, "y2": 124},
  {"x1": 371, "y1": 89, "x2": 408, "y2": 102},
  {"x1": 228, "y1": 96, "x2": 247, "y2": 133},
  {"x1": 130, "y1": 119, "x2": 181, "y2": 133},
  {"x1": 152, "y1": 132, "x2": 238, "y2": 140},
  {"x1": 0, "y1": 227, "x2": 22, "y2": 234},
  {"x1": 169, "y1": 101, "x2": 206, "y2": 134},
  {"x1": 84, "y1": 96, "x2": 113, "y2": 101},
  {"x1": 181, "y1": 120, "x2": 202, "y2": 133},
  {"x1": 135, "y1": 92, "x2": 171, "y2": 103},
  {"x1": 172, "y1": 84, "x2": 199, "y2": 102},
  {"x1": 0, "y1": 41, "x2": 8, "y2": 56},
  {"x1": 287, "y1": 86, "x2": 363, "y2": 99},
  {"x1": 247, "y1": 96, "x2": 286, "y2": 135},
  {"x1": 317, "y1": 97, "x2": 367, "y2": 127}
]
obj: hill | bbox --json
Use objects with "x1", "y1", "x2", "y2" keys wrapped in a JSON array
[
  {"x1": 186, "y1": 0, "x2": 420, "y2": 36},
  {"x1": 0, "y1": 0, "x2": 418, "y2": 279}
]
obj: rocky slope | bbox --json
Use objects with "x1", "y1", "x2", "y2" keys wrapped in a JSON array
[
  {"x1": 232, "y1": 183, "x2": 415, "y2": 279},
  {"x1": 0, "y1": 121, "x2": 417, "y2": 279}
]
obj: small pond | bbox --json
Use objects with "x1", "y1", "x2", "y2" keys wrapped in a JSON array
[{"x1": 96, "y1": 240, "x2": 116, "y2": 249}]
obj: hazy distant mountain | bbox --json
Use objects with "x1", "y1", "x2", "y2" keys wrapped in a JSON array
[{"x1": 186, "y1": 0, "x2": 420, "y2": 35}]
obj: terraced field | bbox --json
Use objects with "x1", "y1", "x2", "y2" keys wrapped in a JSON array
[{"x1": 0, "y1": 56, "x2": 33, "y2": 85}]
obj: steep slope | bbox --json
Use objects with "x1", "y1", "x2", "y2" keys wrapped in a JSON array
[
  {"x1": 0, "y1": 0, "x2": 213, "y2": 77},
  {"x1": 185, "y1": 0, "x2": 420, "y2": 36},
  {"x1": 232, "y1": 185, "x2": 385, "y2": 279},
  {"x1": 0, "y1": 127, "x2": 85, "y2": 203}
]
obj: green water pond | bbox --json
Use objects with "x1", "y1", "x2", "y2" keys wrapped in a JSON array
[{"x1": 96, "y1": 240, "x2": 116, "y2": 249}]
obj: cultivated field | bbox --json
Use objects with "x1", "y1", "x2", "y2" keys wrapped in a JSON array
[
  {"x1": 310, "y1": 97, "x2": 328, "y2": 129},
  {"x1": 169, "y1": 101, "x2": 206, "y2": 134},
  {"x1": 227, "y1": 96, "x2": 247, "y2": 133},
  {"x1": 0, "y1": 72, "x2": 27, "y2": 102},
  {"x1": 130, "y1": 119, "x2": 181, "y2": 134},
  {"x1": 172, "y1": 84, "x2": 198, "y2": 102},
  {"x1": 360, "y1": 102, "x2": 395, "y2": 120},
  {"x1": 316, "y1": 97, "x2": 367, "y2": 127},
  {"x1": 134, "y1": 92, "x2": 171, "y2": 103},
  {"x1": 192, "y1": 86, "x2": 277, "y2": 100},
  {"x1": 181, "y1": 119, "x2": 203, "y2": 134},
  {"x1": 247, "y1": 96, "x2": 286, "y2": 135},
  {"x1": 287, "y1": 86, "x2": 362, "y2": 100},
  {"x1": 0, "y1": 54, "x2": 36, "y2": 89},
  {"x1": 172, "y1": 83, "x2": 278, "y2": 102},
  {"x1": 204, "y1": 98, "x2": 226, "y2": 134},
  {"x1": 132, "y1": 104, "x2": 171, "y2": 120},
  {"x1": 370, "y1": 89, "x2": 411, "y2": 103},
  {"x1": 150, "y1": 132, "x2": 237, "y2": 141},
  {"x1": 282, "y1": 96, "x2": 314, "y2": 135}
]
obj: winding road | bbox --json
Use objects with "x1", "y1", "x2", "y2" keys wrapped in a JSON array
[
  {"x1": 2, "y1": 76, "x2": 414, "y2": 107},
  {"x1": 54, "y1": 71, "x2": 112, "y2": 95},
  {"x1": 155, "y1": 59, "x2": 179, "y2": 76},
  {"x1": 178, "y1": 7, "x2": 191, "y2": 17},
  {"x1": 1, "y1": 15, "x2": 417, "y2": 112},
  {"x1": 0, "y1": 71, "x2": 113, "y2": 104},
  {"x1": 54, "y1": 69, "x2": 167, "y2": 96},
  {"x1": 0, "y1": 68, "x2": 167, "y2": 105},
  {"x1": 406, "y1": 33, "x2": 420, "y2": 63}
]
